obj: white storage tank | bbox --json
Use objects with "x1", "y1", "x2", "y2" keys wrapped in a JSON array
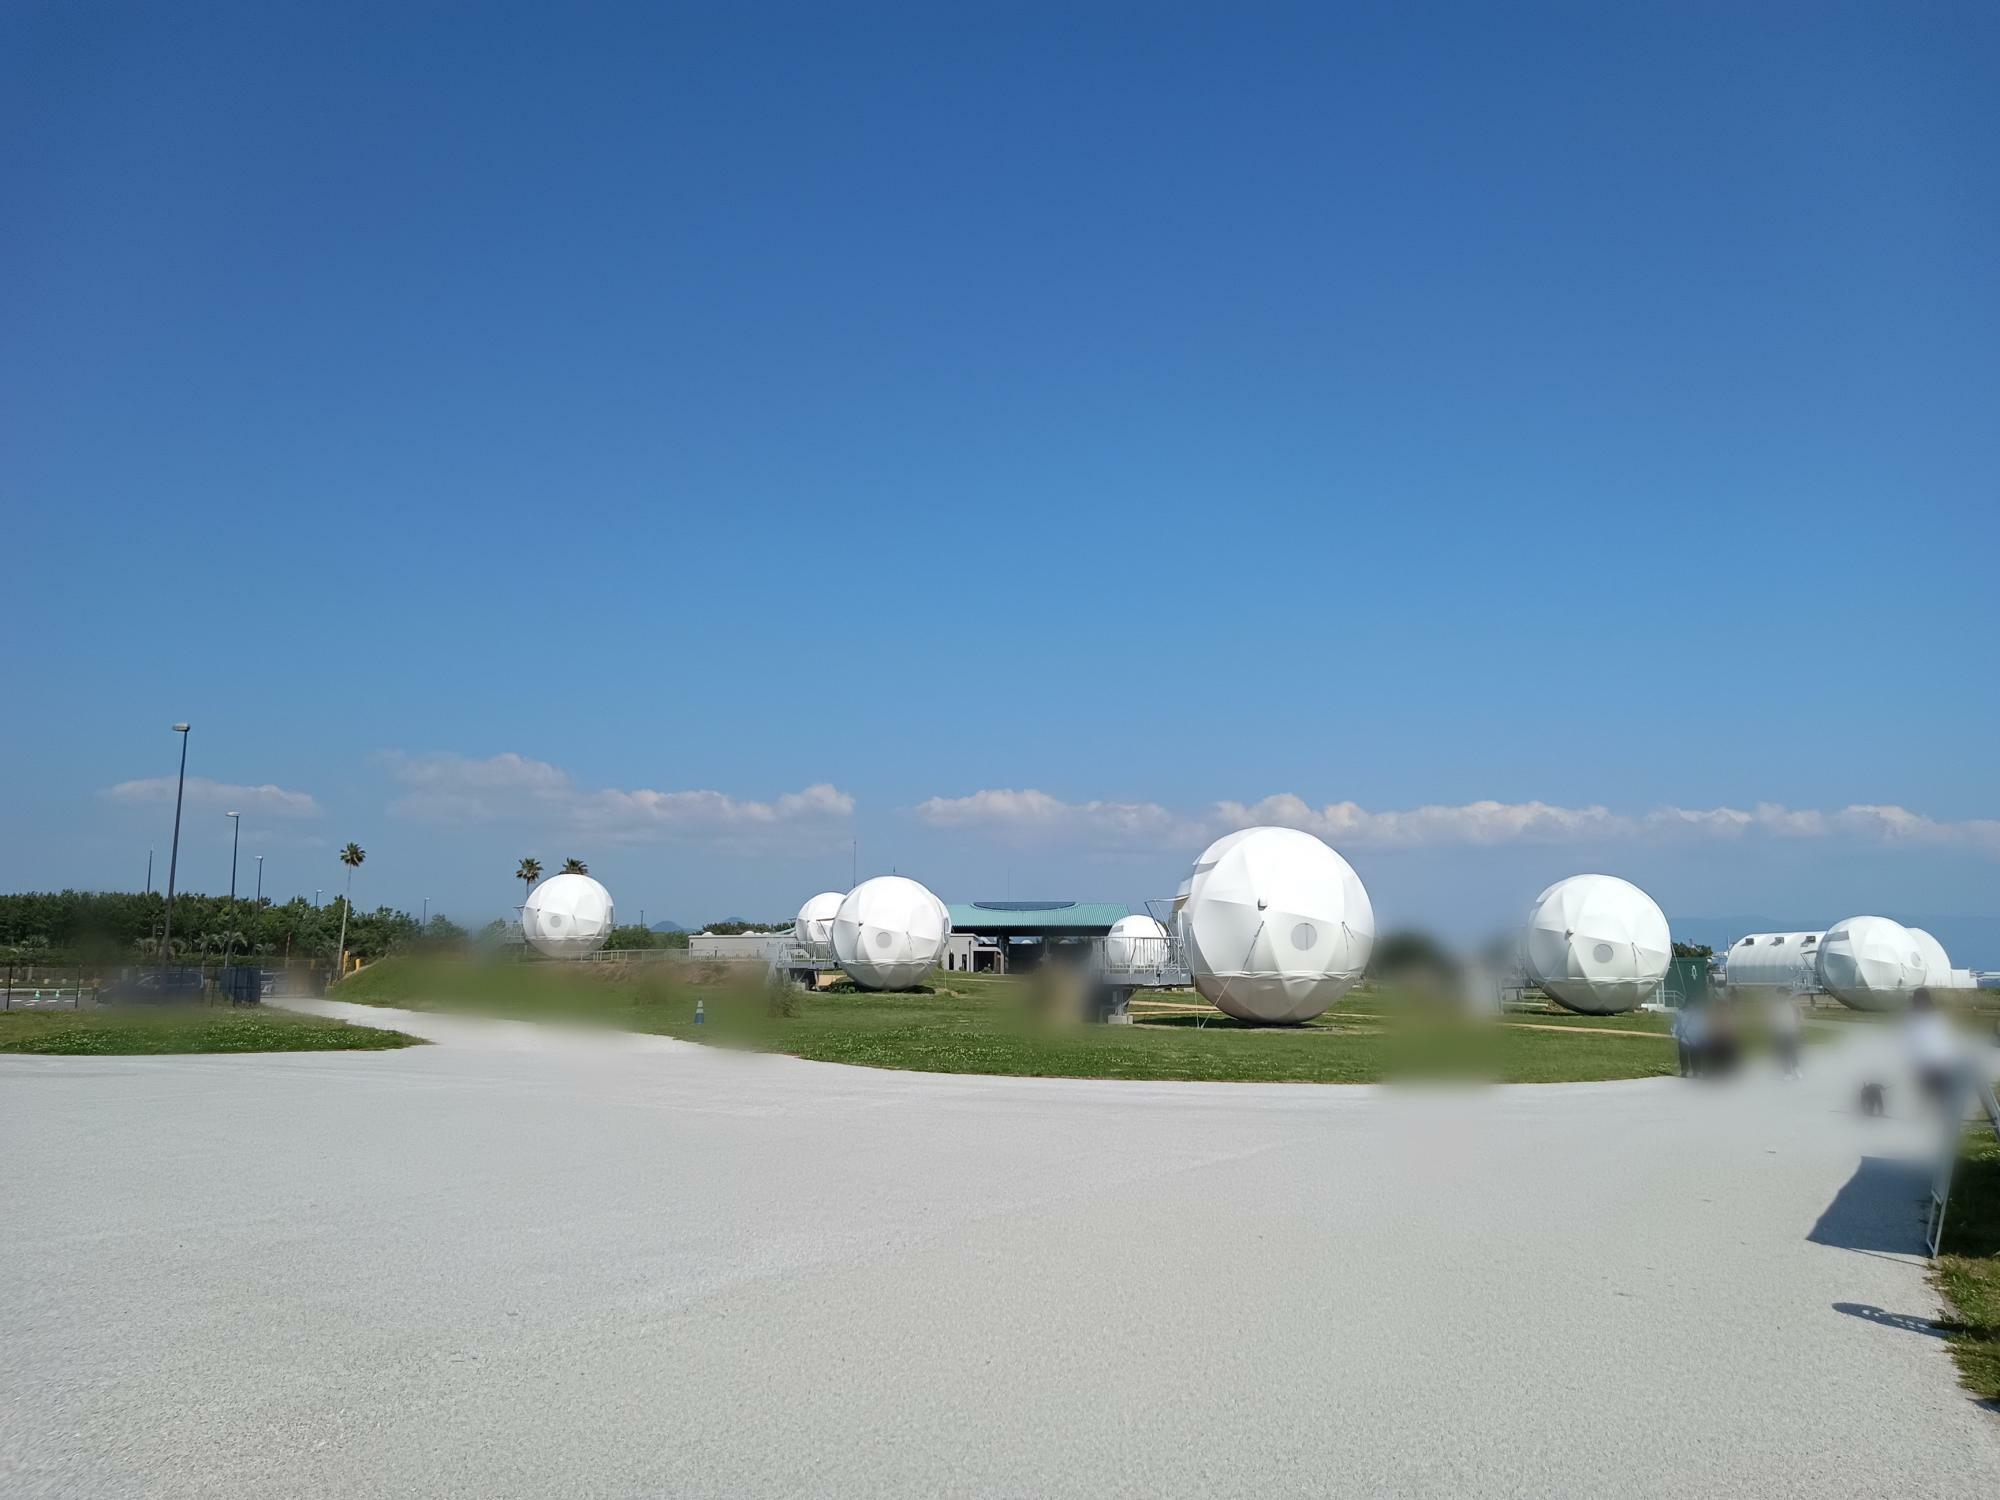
[
  {"x1": 1816, "y1": 915, "x2": 1927, "y2": 1011},
  {"x1": 1724, "y1": 932, "x2": 1824, "y2": 993},
  {"x1": 1177, "y1": 827, "x2": 1374, "y2": 1024},
  {"x1": 1522, "y1": 874, "x2": 1672, "y2": 1015}
]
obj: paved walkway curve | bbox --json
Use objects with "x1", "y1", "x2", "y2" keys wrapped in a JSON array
[{"x1": 3, "y1": 1003, "x2": 1995, "y2": 1497}]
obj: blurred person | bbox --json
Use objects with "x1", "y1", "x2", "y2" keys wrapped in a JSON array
[
  {"x1": 1770, "y1": 992, "x2": 1802, "y2": 1079},
  {"x1": 1706, "y1": 1000, "x2": 1742, "y2": 1078},
  {"x1": 1905, "y1": 988, "x2": 1960, "y2": 1111},
  {"x1": 1674, "y1": 999, "x2": 1707, "y2": 1078}
]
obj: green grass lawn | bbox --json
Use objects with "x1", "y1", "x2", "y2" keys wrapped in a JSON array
[
  {"x1": 0, "y1": 1005, "x2": 423, "y2": 1056},
  {"x1": 333, "y1": 959, "x2": 1676, "y2": 1084},
  {"x1": 1933, "y1": 1128, "x2": 2000, "y2": 1402}
]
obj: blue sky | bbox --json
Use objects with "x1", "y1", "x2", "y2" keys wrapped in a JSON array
[{"x1": 4, "y1": 3, "x2": 1996, "y2": 956}]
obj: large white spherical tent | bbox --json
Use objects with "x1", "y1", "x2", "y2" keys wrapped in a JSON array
[
  {"x1": 1907, "y1": 927, "x2": 1953, "y2": 989},
  {"x1": 830, "y1": 875, "x2": 950, "y2": 991},
  {"x1": 1818, "y1": 915, "x2": 1927, "y2": 1011},
  {"x1": 1103, "y1": 913, "x2": 1171, "y2": 973},
  {"x1": 794, "y1": 891, "x2": 845, "y2": 951},
  {"x1": 1522, "y1": 874, "x2": 1671, "y2": 1015},
  {"x1": 1723, "y1": 931, "x2": 1824, "y2": 993},
  {"x1": 1178, "y1": 827, "x2": 1374, "y2": 1024},
  {"x1": 521, "y1": 872, "x2": 615, "y2": 958}
]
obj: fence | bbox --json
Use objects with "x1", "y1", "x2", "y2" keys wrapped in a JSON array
[{"x1": 0, "y1": 960, "x2": 335, "y2": 1011}]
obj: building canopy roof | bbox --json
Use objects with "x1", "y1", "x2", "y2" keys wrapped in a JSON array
[{"x1": 946, "y1": 901, "x2": 1131, "y2": 934}]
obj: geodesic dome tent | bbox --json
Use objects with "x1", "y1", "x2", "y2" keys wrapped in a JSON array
[
  {"x1": 1522, "y1": 874, "x2": 1671, "y2": 1015},
  {"x1": 830, "y1": 875, "x2": 950, "y2": 991},
  {"x1": 794, "y1": 891, "x2": 845, "y2": 952},
  {"x1": 1818, "y1": 916, "x2": 1927, "y2": 1011},
  {"x1": 1907, "y1": 927, "x2": 1954, "y2": 990},
  {"x1": 1178, "y1": 827, "x2": 1374, "y2": 1024},
  {"x1": 522, "y1": 872, "x2": 615, "y2": 958},
  {"x1": 1103, "y1": 913, "x2": 1171, "y2": 974},
  {"x1": 1724, "y1": 932, "x2": 1824, "y2": 993}
]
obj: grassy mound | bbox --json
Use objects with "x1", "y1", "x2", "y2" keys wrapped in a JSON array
[
  {"x1": 1934, "y1": 1129, "x2": 2000, "y2": 1402},
  {"x1": 0, "y1": 1005, "x2": 423, "y2": 1056},
  {"x1": 333, "y1": 957, "x2": 1675, "y2": 1085}
]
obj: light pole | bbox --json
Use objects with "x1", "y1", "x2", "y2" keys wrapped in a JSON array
[
  {"x1": 225, "y1": 810, "x2": 241, "y2": 964},
  {"x1": 421, "y1": 896, "x2": 429, "y2": 930},
  {"x1": 161, "y1": 724, "x2": 191, "y2": 961},
  {"x1": 255, "y1": 855, "x2": 264, "y2": 904},
  {"x1": 146, "y1": 848, "x2": 153, "y2": 894}
]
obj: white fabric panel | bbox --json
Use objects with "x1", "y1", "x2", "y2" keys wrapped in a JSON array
[
  {"x1": 522, "y1": 873, "x2": 615, "y2": 958},
  {"x1": 1816, "y1": 915, "x2": 1927, "y2": 1011},
  {"x1": 1523, "y1": 874, "x2": 1671, "y2": 1015},
  {"x1": 830, "y1": 875, "x2": 949, "y2": 991},
  {"x1": 1179, "y1": 827, "x2": 1374, "y2": 1024}
]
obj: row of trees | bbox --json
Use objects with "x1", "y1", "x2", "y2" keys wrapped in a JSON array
[
  {"x1": 0, "y1": 888, "x2": 462, "y2": 965},
  {"x1": 514, "y1": 856, "x2": 590, "y2": 903}
]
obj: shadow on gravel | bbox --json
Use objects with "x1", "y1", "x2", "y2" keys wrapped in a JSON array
[
  {"x1": 1832, "y1": 1302, "x2": 1949, "y2": 1339},
  {"x1": 1808, "y1": 1156, "x2": 1930, "y2": 1256}
]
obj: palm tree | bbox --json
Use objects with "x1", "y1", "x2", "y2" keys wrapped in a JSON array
[
  {"x1": 560, "y1": 857, "x2": 588, "y2": 875},
  {"x1": 335, "y1": 842, "x2": 366, "y2": 976},
  {"x1": 515, "y1": 857, "x2": 543, "y2": 909}
]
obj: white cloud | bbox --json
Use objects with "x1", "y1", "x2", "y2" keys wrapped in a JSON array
[
  {"x1": 917, "y1": 787, "x2": 2000, "y2": 858},
  {"x1": 915, "y1": 788, "x2": 1198, "y2": 850},
  {"x1": 383, "y1": 751, "x2": 854, "y2": 848},
  {"x1": 101, "y1": 776, "x2": 321, "y2": 819}
]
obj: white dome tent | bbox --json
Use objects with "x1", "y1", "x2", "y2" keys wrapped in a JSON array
[
  {"x1": 1907, "y1": 927, "x2": 1954, "y2": 989},
  {"x1": 1103, "y1": 913, "x2": 1171, "y2": 974},
  {"x1": 521, "y1": 872, "x2": 615, "y2": 959},
  {"x1": 830, "y1": 876, "x2": 950, "y2": 991},
  {"x1": 794, "y1": 891, "x2": 845, "y2": 954},
  {"x1": 1724, "y1": 932, "x2": 1824, "y2": 993},
  {"x1": 1522, "y1": 874, "x2": 1671, "y2": 1015},
  {"x1": 1177, "y1": 827, "x2": 1374, "y2": 1024},
  {"x1": 1818, "y1": 915, "x2": 1928, "y2": 1011}
]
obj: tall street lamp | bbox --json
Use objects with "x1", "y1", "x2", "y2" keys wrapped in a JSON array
[
  {"x1": 225, "y1": 810, "x2": 241, "y2": 962},
  {"x1": 161, "y1": 724, "x2": 191, "y2": 961},
  {"x1": 255, "y1": 855, "x2": 264, "y2": 904}
]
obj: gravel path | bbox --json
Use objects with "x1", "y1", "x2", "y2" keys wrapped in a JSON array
[{"x1": 2, "y1": 1004, "x2": 1994, "y2": 1497}]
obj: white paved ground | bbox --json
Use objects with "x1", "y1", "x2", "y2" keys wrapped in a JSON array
[{"x1": 2, "y1": 1004, "x2": 1995, "y2": 1498}]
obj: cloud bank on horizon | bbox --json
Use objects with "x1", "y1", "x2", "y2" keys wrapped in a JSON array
[
  {"x1": 100, "y1": 776, "x2": 321, "y2": 820},
  {"x1": 377, "y1": 751, "x2": 853, "y2": 850},
  {"x1": 915, "y1": 788, "x2": 2000, "y2": 857},
  {"x1": 94, "y1": 756, "x2": 2000, "y2": 866}
]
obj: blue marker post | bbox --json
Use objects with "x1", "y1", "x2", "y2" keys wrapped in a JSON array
[{"x1": 694, "y1": 996, "x2": 705, "y2": 1027}]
